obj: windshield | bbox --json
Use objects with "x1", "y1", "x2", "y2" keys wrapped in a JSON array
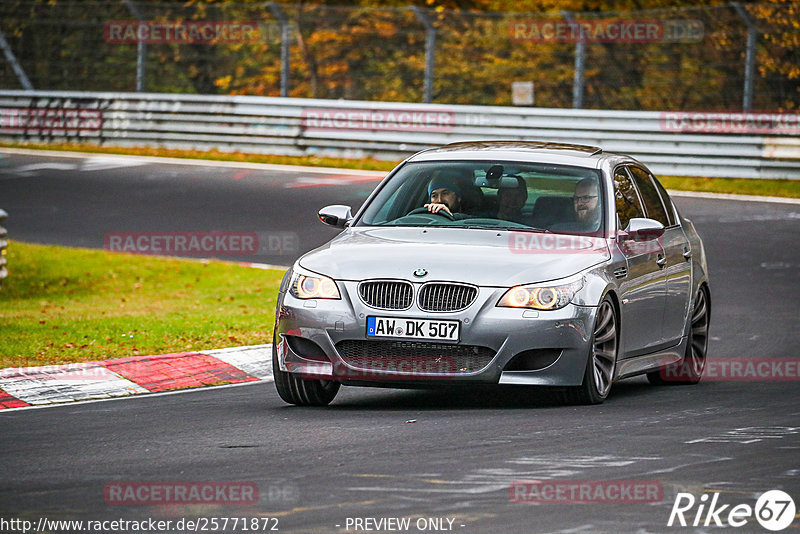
[{"x1": 357, "y1": 160, "x2": 605, "y2": 234}]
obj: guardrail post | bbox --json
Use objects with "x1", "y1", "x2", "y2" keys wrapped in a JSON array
[
  {"x1": 123, "y1": 0, "x2": 146, "y2": 92},
  {"x1": 561, "y1": 11, "x2": 585, "y2": 109},
  {"x1": 269, "y1": 3, "x2": 290, "y2": 97},
  {"x1": 0, "y1": 28, "x2": 33, "y2": 90},
  {"x1": 733, "y1": 3, "x2": 757, "y2": 112},
  {"x1": 412, "y1": 6, "x2": 436, "y2": 104}
]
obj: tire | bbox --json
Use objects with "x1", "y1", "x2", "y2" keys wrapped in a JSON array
[
  {"x1": 563, "y1": 297, "x2": 618, "y2": 405},
  {"x1": 648, "y1": 285, "x2": 709, "y2": 386},
  {"x1": 272, "y1": 341, "x2": 340, "y2": 406}
]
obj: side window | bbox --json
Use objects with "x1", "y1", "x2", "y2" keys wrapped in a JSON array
[
  {"x1": 613, "y1": 167, "x2": 645, "y2": 230},
  {"x1": 650, "y1": 174, "x2": 677, "y2": 227},
  {"x1": 629, "y1": 166, "x2": 669, "y2": 227}
]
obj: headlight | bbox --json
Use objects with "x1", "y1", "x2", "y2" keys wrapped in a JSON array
[
  {"x1": 497, "y1": 278, "x2": 584, "y2": 310},
  {"x1": 289, "y1": 267, "x2": 340, "y2": 300}
]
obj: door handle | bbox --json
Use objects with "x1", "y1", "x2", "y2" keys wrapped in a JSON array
[
  {"x1": 656, "y1": 254, "x2": 667, "y2": 268},
  {"x1": 683, "y1": 248, "x2": 692, "y2": 260}
]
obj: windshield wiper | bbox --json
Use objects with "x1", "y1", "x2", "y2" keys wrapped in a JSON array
[
  {"x1": 437, "y1": 225, "x2": 550, "y2": 232},
  {"x1": 490, "y1": 226, "x2": 551, "y2": 233},
  {"x1": 378, "y1": 223, "x2": 550, "y2": 232}
]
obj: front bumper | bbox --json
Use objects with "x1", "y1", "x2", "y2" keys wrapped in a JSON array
[{"x1": 274, "y1": 280, "x2": 598, "y2": 387}]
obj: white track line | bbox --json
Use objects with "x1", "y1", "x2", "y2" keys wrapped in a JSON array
[
  {"x1": 667, "y1": 190, "x2": 800, "y2": 205},
  {"x1": 0, "y1": 147, "x2": 388, "y2": 176}
]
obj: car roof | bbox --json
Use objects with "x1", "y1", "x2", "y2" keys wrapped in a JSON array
[{"x1": 407, "y1": 140, "x2": 638, "y2": 169}]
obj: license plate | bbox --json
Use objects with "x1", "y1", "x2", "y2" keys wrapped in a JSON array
[{"x1": 366, "y1": 316, "x2": 460, "y2": 341}]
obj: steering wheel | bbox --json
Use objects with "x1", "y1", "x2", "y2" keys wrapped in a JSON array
[{"x1": 407, "y1": 206, "x2": 456, "y2": 220}]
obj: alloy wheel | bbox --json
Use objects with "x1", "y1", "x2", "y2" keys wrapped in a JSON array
[
  {"x1": 592, "y1": 300, "x2": 618, "y2": 397},
  {"x1": 687, "y1": 288, "x2": 709, "y2": 377}
]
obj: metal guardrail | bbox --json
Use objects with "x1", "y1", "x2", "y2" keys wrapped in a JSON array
[{"x1": 0, "y1": 90, "x2": 798, "y2": 179}]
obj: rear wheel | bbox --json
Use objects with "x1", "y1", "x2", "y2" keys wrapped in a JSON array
[
  {"x1": 272, "y1": 341, "x2": 340, "y2": 406},
  {"x1": 648, "y1": 286, "x2": 709, "y2": 385},
  {"x1": 563, "y1": 297, "x2": 618, "y2": 405}
]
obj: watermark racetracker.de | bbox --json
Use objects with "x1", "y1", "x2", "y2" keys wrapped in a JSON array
[
  {"x1": 508, "y1": 232, "x2": 664, "y2": 255},
  {"x1": 301, "y1": 108, "x2": 457, "y2": 133},
  {"x1": 0, "y1": 364, "x2": 118, "y2": 381},
  {"x1": 103, "y1": 480, "x2": 300, "y2": 506},
  {"x1": 509, "y1": 18, "x2": 703, "y2": 43},
  {"x1": 104, "y1": 481, "x2": 258, "y2": 506},
  {"x1": 658, "y1": 357, "x2": 800, "y2": 382},
  {"x1": 104, "y1": 20, "x2": 261, "y2": 44},
  {"x1": 510, "y1": 480, "x2": 664, "y2": 504},
  {"x1": 660, "y1": 111, "x2": 800, "y2": 134},
  {"x1": 296, "y1": 356, "x2": 461, "y2": 382},
  {"x1": 104, "y1": 231, "x2": 299, "y2": 256},
  {"x1": 0, "y1": 108, "x2": 102, "y2": 133}
]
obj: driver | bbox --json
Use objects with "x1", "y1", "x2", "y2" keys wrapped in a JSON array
[
  {"x1": 424, "y1": 176, "x2": 463, "y2": 217},
  {"x1": 572, "y1": 177, "x2": 601, "y2": 229},
  {"x1": 549, "y1": 177, "x2": 602, "y2": 233}
]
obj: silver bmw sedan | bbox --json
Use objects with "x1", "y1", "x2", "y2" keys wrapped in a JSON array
[{"x1": 272, "y1": 141, "x2": 710, "y2": 405}]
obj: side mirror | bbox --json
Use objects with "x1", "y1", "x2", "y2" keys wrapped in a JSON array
[
  {"x1": 622, "y1": 218, "x2": 664, "y2": 241},
  {"x1": 318, "y1": 205, "x2": 353, "y2": 228}
]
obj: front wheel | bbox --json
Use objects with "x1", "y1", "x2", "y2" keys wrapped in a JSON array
[
  {"x1": 563, "y1": 297, "x2": 618, "y2": 405},
  {"x1": 272, "y1": 344, "x2": 340, "y2": 406}
]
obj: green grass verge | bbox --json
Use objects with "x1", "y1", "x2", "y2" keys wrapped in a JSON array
[
  {"x1": 2, "y1": 141, "x2": 799, "y2": 198},
  {"x1": 0, "y1": 241, "x2": 285, "y2": 369},
  {"x1": 658, "y1": 176, "x2": 800, "y2": 198},
  {"x1": 0, "y1": 142, "x2": 398, "y2": 172}
]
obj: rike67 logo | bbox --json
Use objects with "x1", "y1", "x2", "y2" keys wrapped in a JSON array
[{"x1": 668, "y1": 490, "x2": 796, "y2": 531}]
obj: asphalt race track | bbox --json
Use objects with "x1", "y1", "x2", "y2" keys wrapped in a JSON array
[{"x1": 1, "y1": 150, "x2": 799, "y2": 533}]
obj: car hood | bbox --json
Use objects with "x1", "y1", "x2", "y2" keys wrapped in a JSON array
[{"x1": 298, "y1": 227, "x2": 610, "y2": 287}]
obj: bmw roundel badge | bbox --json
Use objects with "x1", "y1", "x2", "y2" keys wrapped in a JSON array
[{"x1": 413, "y1": 268, "x2": 428, "y2": 278}]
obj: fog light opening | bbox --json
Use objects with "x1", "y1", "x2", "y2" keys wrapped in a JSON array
[
  {"x1": 503, "y1": 349, "x2": 562, "y2": 371},
  {"x1": 286, "y1": 335, "x2": 330, "y2": 362}
]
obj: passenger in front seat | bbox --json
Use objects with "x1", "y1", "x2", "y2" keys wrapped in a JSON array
[{"x1": 496, "y1": 176, "x2": 528, "y2": 223}]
